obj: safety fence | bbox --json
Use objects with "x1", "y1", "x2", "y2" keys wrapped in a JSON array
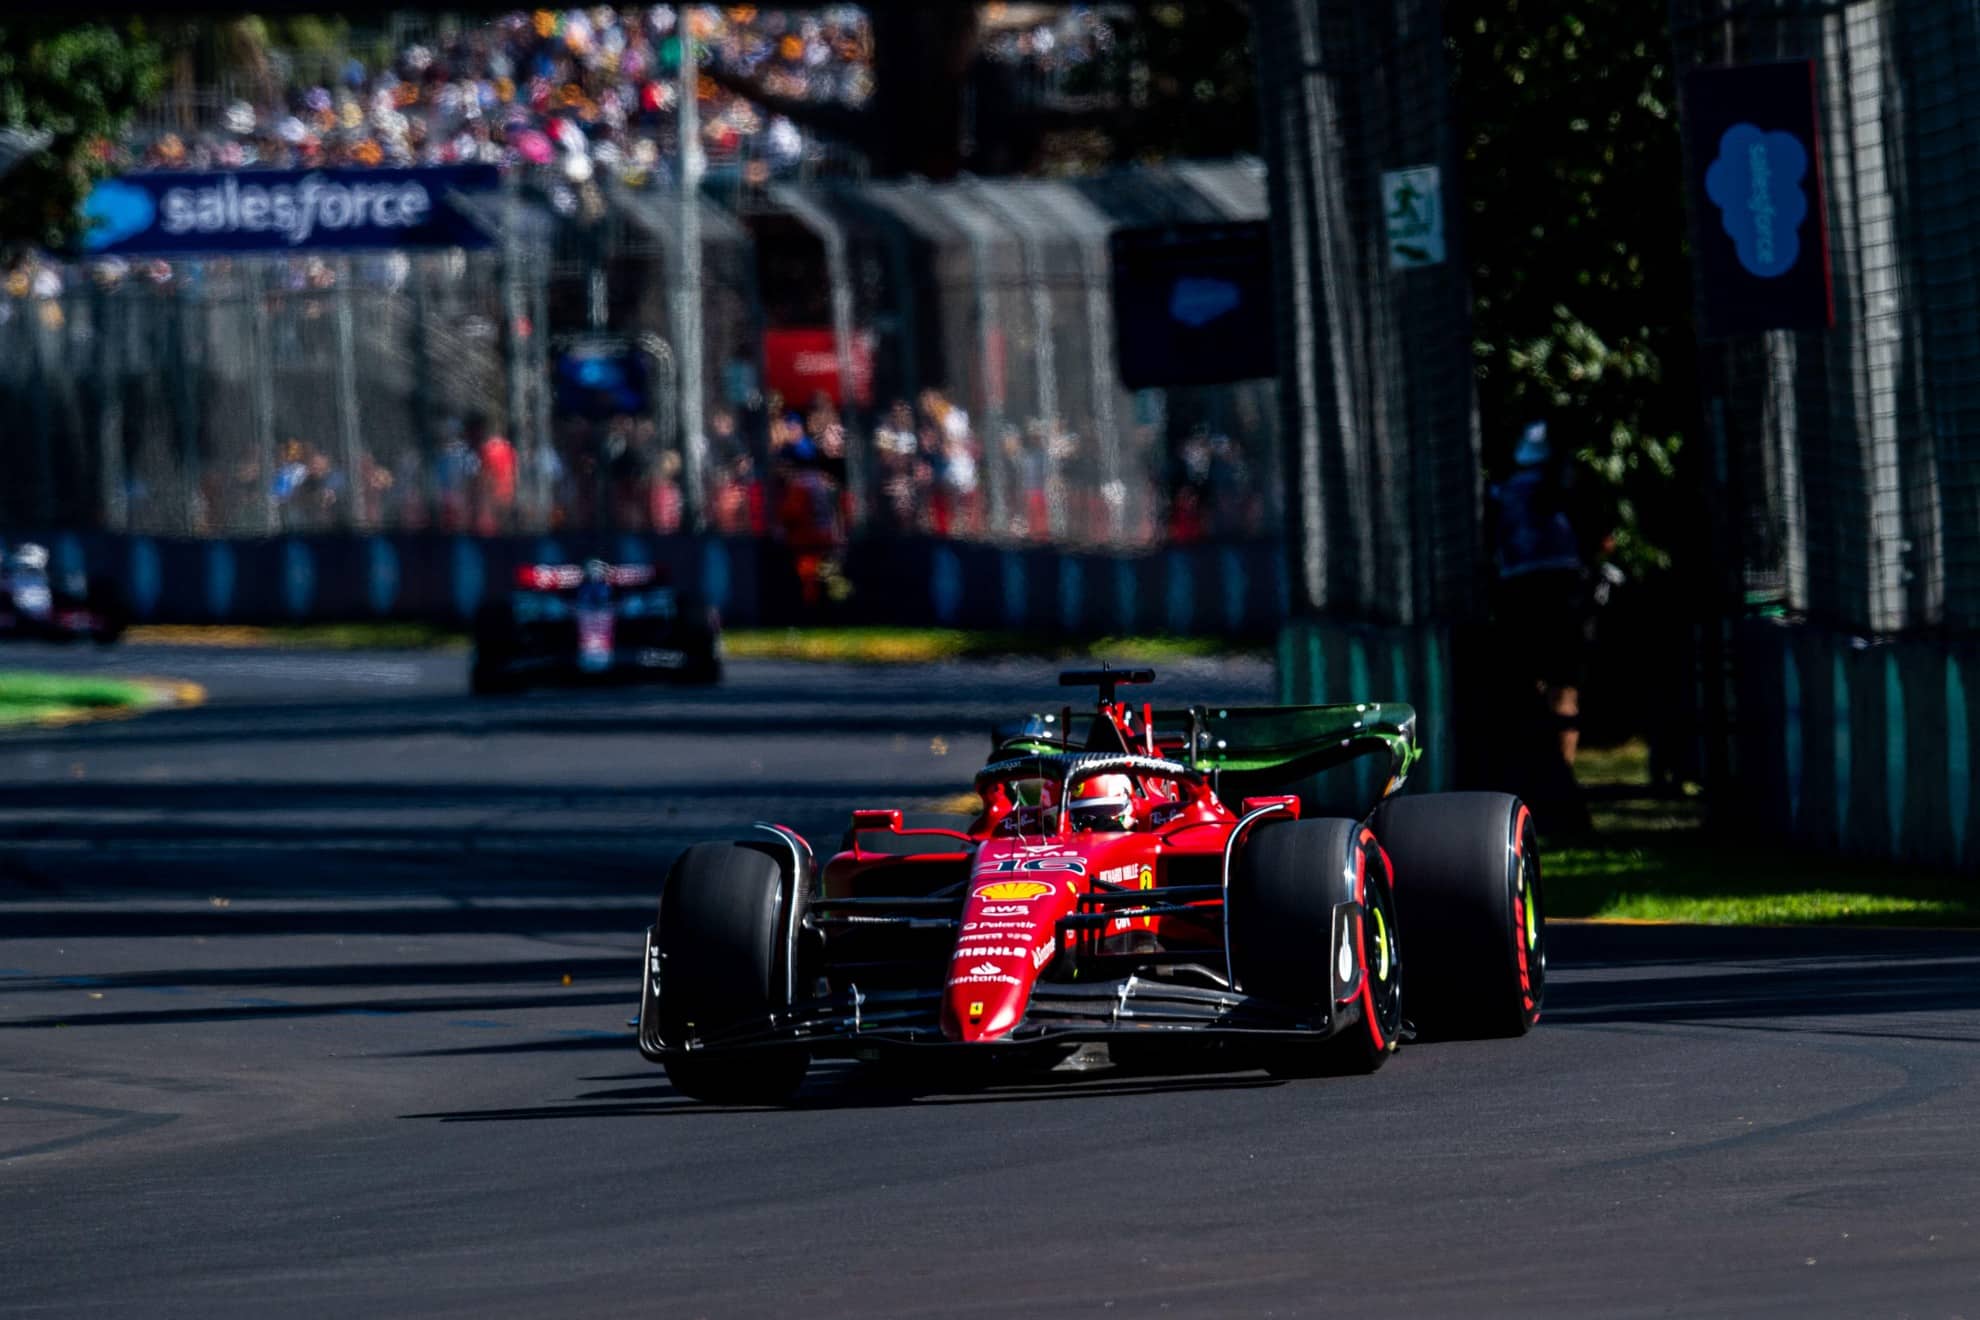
[
  {"x1": 1251, "y1": 0, "x2": 1480, "y2": 629},
  {"x1": 1667, "y1": 0, "x2": 1980, "y2": 869},
  {"x1": 1, "y1": 161, "x2": 1278, "y2": 556},
  {"x1": 1674, "y1": 0, "x2": 1980, "y2": 637},
  {"x1": 12, "y1": 529, "x2": 1289, "y2": 641}
]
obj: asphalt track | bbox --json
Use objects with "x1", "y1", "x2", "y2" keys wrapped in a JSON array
[{"x1": 2, "y1": 642, "x2": 1977, "y2": 1318}]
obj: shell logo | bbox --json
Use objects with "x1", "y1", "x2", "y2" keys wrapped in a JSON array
[{"x1": 974, "y1": 880, "x2": 1056, "y2": 902}]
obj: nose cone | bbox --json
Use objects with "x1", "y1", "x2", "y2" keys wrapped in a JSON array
[{"x1": 940, "y1": 872, "x2": 1078, "y2": 1042}]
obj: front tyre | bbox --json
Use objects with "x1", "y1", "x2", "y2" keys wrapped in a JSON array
[
  {"x1": 1373, "y1": 792, "x2": 1543, "y2": 1039},
  {"x1": 1230, "y1": 817, "x2": 1402, "y2": 1076},
  {"x1": 655, "y1": 841, "x2": 810, "y2": 1104}
]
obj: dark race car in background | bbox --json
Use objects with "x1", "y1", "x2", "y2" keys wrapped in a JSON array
[
  {"x1": 0, "y1": 542, "x2": 127, "y2": 645},
  {"x1": 470, "y1": 561, "x2": 721, "y2": 694}
]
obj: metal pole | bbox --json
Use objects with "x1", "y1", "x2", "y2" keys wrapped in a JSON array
[
  {"x1": 677, "y1": 19, "x2": 708, "y2": 530},
  {"x1": 501, "y1": 178, "x2": 531, "y2": 521},
  {"x1": 530, "y1": 245, "x2": 553, "y2": 530},
  {"x1": 333, "y1": 258, "x2": 364, "y2": 530},
  {"x1": 254, "y1": 266, "x2": 281, "y2": 534}
]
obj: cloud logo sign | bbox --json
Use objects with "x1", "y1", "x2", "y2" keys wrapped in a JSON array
[
  {"x1": 1169, "y1": 277, "x2": 1240, "y2": 328},
  {"x1": 80, "y1": 180, "x2": 156, "y2": 252},
  {"x1": 1704, "y1": 123, "x2": 1810, "y2": 278}
]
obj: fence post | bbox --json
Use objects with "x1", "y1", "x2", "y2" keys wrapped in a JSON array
[
  {"x1": 677, "y1": 23, "x2": 707, "y2": 530},
  {"x1": 333, "y1": 258, "x2": 363, "y2": 531},
  {"x1": 251, "y1": 264, "x2": 280, "y2": 534},
  {"x1": 95, "y1": 286, "x2": 128, "y2": 532}
]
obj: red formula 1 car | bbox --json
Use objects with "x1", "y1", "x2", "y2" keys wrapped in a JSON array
[{"x1": 638, "y1": 667, "x2": 1544, "y2": 1104}]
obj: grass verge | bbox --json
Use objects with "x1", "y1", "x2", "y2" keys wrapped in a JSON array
[
  {"x1": 724, "y1": 628, "x2": 1264, "y2": 664},
  {"x1": 1545, "y1": 741, "x2": 1977, "y2": 927},
  {"x1": 127, "y1": 622, "x2": 1264, "y2": 665},
  {"x1": 0, "y1": 671, "x2": 157, "y2": 727},
  {"x1": 128, "y1": 623, "x2": 469, "y2": 651}
]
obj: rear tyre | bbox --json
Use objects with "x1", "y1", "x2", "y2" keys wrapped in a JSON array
[
  {"x1": 656, "y1": 841, "x2": 810, "y2": 1104},
  {"x1": 469, "y1": 603, "x2": 524, "y2": 696},
  {"x1": 86, "y1": 577, "x2": 127, "y2": 646},
  {"x1": 1373, "y1": 792, "x2": 1543, "y2": 1040},
  {"x1": 1230, "y1": 817, "x2": 1402, "y2": 1076}
]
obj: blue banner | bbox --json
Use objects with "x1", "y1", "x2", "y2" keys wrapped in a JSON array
[
  {"x1": 1682, "y1": 62, "x2": 1834, "y2": 338},
  {"x1": 79, "y1": 166, "x2": 500, "y2": 256}
]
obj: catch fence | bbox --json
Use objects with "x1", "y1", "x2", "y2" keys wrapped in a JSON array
[
  {"x1": 1674, "y1": 0, "x2": 1980, "y2": 636},
  {"x1": 1, "y1": 161, "x2": 1281, "y2": 554}
]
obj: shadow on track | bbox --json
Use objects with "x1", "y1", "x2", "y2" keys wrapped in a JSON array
[
  {"x1": 1545, "y1": 923, "x2": 1980, "y2": 1038},
  {"x1": 401, "y1": 1064, "x2": 1288, "y2": 1121}
]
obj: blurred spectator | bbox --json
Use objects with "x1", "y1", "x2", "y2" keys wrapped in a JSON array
[{"x1": 470, "y1": 413, "x2": 517, "y2": 534}]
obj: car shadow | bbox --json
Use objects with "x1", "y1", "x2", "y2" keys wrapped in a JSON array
[{"x1": 402, "y1": 1061, "x2": 1289, "y2": 1121}]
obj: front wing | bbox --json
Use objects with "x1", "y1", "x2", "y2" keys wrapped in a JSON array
[{"x1": 635, "y1": 924, "x2": 1339, "y2": 1061}]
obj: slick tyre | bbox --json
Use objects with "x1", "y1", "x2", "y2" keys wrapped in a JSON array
[
  {"x1": 86, "y1": 577, "x2": 127, "y2": 646},
  {"x1": 1230, "y1": 817, "x2": 1402, "y2": 1076},
  {"x1": 656, "y1": 841, "x2": 810, "y2": 1104},
  {"x1": 1372, "y1": 792, "x2": 1543, "y2": 1040}
]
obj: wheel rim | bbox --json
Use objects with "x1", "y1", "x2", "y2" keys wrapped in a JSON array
[
  {"x1": 1511, "y1": 811, "x2": 1545, "y2": 1019},
  {"x1": 1363, "y1": 851, "x2": 1403, "y2": 1042}
]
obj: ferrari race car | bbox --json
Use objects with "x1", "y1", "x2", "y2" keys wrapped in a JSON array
[
  {"x1": 0, "y1": 542, "x2": 127, "y2": 645},
  {"x1": 470, "y1": 560, "x2": 721, "y2": 694},
  {"x1": 638, "y1": 666, "x2": 1544, "y2": 1103}
]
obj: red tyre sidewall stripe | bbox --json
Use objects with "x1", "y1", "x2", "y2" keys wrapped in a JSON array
[
  {"x1": 1355, "y1": 830, "x2": 1387, "y2": 1052},
  {"x1": 1511, "y1": 805, "x2": 1534, "y2": 1016}
]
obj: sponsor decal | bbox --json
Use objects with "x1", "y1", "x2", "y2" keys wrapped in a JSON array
[
  {"x1": 953, "y1": 947, "x2": 1030, "y2": 961},
  {"x1": 980, "y1": 904, "x2": 1032, "y2": 917},
  {"x1": 1032, "y1": 943, "x2": 1055, "y2": 969},
  {"x1": 975, "y1": 879, "x2": 1058, "y2": 901},
  {"x1": 983, "y1": 856, "x2": 1087, "y2": 878},
  {"x1": 968, "y1": 1000, "x2": 985, "y2": 1019},
  {"x1": 949, "y1": 972, "x2": 1023, "y2": 988},
  {"x1": 962, "y1": 920, "x2": 1034, "y2": 932},
  {"x1": 1096, "y1": 863, "x2": 1157, "y2": 888}
]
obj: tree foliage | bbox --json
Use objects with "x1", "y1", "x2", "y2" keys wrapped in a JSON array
[
  {"x1": 0, "y1": 20, "x2": 162, "y2": 254},
  {"x1": 1449, "y1": 2, "x2": 1695, "y2": 572}
]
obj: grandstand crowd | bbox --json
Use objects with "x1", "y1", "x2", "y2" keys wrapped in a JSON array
[
  {"x1": 10, "y1": 7, "x2": 1273, "y2": 552},
  {"x1": 112, "y1": 6, "x2": 1116, "y2": 184}
]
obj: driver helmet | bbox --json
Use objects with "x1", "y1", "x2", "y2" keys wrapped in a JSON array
[{"x1": 1069, "y1": 772, "x2": 1136, "y2": 832}]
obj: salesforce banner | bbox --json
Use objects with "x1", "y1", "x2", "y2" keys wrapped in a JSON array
[
  {"x1": 79, "y1": 165, "x2": 500, "y2": 256},
  {"x1": 1682, "y1": 61, "x2": 1834, "y2": 338}
]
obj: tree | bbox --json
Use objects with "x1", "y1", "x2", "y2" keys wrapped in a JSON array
[
  {"x1": 1448, "y1": 2, "x2": 1694, "y2": 573},
  {"x1": 0, "y1": 20, "x2": 163, "y2": 254}
]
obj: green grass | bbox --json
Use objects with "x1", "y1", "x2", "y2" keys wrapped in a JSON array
[
  {"x1": 0, "y1": 671, "x2": 154, "y2": 727},
  {"x1": 128, "y1": 623, "x2": 469, "y2": 650},
  {"x1": 125, "y1": 622, "x2": 1264, "y2": 665},
  {"x1": 723, "y1": 628, "x2": 1263, "y2": 665},
  {"x1": 1545, "y1": 741, "x2": 1978, "y2": 927}
]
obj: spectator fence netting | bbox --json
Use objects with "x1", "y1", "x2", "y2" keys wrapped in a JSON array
[
  {"x1": 3, "y1": 161, "x2": 1282, "y2": 553},
  {"x1": 1675, "y1": 0, "x2": 1980, "y2": 636},
  {"x1": 1251, "y1": 0, "x2": 1480, "y2": 628}
]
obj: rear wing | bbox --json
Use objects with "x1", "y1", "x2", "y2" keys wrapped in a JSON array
[
  {"x1": 514, "y1": 563, "x2": 660, "y2": 591},
  {"x1": 991, "y1": 703, "x2": 1420, "y2": 812}
]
